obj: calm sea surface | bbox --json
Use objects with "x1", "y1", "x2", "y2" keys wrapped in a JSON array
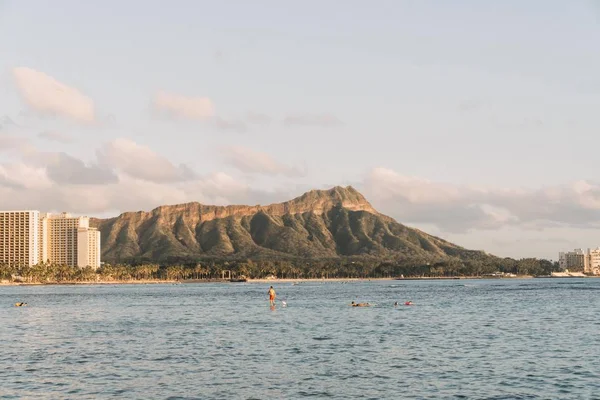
[{"x1": 2, "y1": 279, "x2": 600, "y2": 399}]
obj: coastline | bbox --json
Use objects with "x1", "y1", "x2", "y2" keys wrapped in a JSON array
[
  {"x1": 0, "y1": 279, "x2": 179, "y2": 286},
  {"x1": 2, "y1": 275, "x2": 596, "y2": 287},
  {"x1": 247, "y1": 276, "x2": 535, "y2": 283}
]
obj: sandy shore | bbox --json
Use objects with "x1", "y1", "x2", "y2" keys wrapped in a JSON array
[
  {"x1": 2, "y1": 275, "x2": 572, "y2": 286},
  {"x1": 248, "y1": 277, "x2": 393, "y2": 283},
  {"x1": 0, "y1": 279, "x2": 178, "y2": 286},
  {"x1": 246, "y1": 276, "x2": 537, "y2": 283}
]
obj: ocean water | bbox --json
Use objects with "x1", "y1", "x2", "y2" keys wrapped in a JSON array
[{"x1": 1, "y1": 279, "x2": 600, "y2": 399}]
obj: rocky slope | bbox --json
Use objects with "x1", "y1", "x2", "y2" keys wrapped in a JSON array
[{"x1": 91, "y1": 186, "x2": 489, "y2": 262}]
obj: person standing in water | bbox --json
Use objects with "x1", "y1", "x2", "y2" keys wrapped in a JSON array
[{"x1": 268, "y1": 286, "x2": 276, "y2": 306}]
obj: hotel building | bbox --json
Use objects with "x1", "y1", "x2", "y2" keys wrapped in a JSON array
[
  {"x1": 558, "y1": 249, "x2": 586, "y2": 271},
  {"x1": 585, "y1": 248, "x2": 600, "y2": 275},
  {"x1": 0, "y1": 211, "x2": 40, "y2": 267},
  {"x1": 41, "y1": 212, "x2": 88, "y2": 267},
  {"x1": 77, "y1": 226, "x2": 101, "y2": 269},
  {"x1": 558, "y1": 248, "x2": 600, "y2": 275},
  {"x1": 0, "y1": 210, "x2": 101, "y2": 269}
]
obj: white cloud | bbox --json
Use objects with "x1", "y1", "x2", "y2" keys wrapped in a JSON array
[
  {"x1": 0, "y1": 164, "x2": 286, "y2": 217},
  {"x1": 1, "y1": 115, "x2": 17, "y2": 127},
  {"x1": 284, "y1": 113, "x2": 343, "y2": 127},
  {"x1": 214, "y1": 117, "x2": 246, "y2": 132},
  {"x1": 246, "y1": 112, "x2": 271, "y2": 125},
  {"x1": 363, "y1": 167, "x2": 600, "y2": 233},
  {"x1": 0, "y1": 162, "x2": 52, "y2": 190},
  {"x1": 38, "y1": 131, "x2": 74, "y2": 144},
  {"x1": 0, "y1": 134, "x2": 31, "y2": 153},
  {"x1": 0, "y1": 136, "x2": 292, "y2": 215},
  {"x1": 220, "y1": 146, "x2": 306, "y2": 177},
  {"x1": 153, "y1": 91, "x2": 215, "y2": 120},
  {"x1": 12, "y1": 67, "x2": 95, "y2": 123},
  {"x1": 45, "y1": 152, "x2": 118, "y2": 185},
  {"x1": 96, "y1": 138, "x2": 196, "y2": 183}
]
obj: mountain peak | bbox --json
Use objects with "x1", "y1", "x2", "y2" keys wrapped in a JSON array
[
  {"x1": 286, "y1": 186, "x2": 376, "y2": 215},
  {"x1": 92, "y1": 185, "x2": 491, "y2": 262}
]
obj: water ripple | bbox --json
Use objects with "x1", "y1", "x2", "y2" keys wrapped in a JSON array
[{"x1": 1, "y1": 279, "x2": 600, "y2": 398}]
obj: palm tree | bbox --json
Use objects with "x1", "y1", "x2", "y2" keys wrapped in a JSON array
[
  {"x1": 146, "y1": 264, "x2": 160, "y2": 280},
  {"x1": 166, "y1": 265, "x2": 184, "y2": 280},
  {"x1": 0, "y1": 263, "x2": 14, "y2": 281}
]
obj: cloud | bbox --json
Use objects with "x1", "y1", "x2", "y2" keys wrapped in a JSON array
[
  {"x1": 220, "y1": 146, "x2": 306, "y2": 177},
  {"x1": 153, "y1": 91, "x2": 215, "y2": 120},
  {"x1": 1, "y1": 115, "x2": 17, "y2": 127},
  {"x1": 12, "y1": 67, "x2": 95, "y2": 123},
  {"x1": 38, "y1": 131, "x2": 74, "y2": 144},
  {"x1": 214, "y1": 117, "x2": 247, "y2": 132},
  {"x1": 0, "y1": 162, "x2": 51, "y2": 189},
  {"x1": 0, "y1": 165, "x2": 288, "y2": 216},
  {"x1": 246, "y1": 112, "x2": 271, "y2": 125},
  {"x1": 96, "y1": 138, "x2": 196, "y2": 183},
  {"x1": 0, "y1": 139, "x2": 293, "y2": 215},
  {"x1": 214, "y1": 112, "x2": 273, "y2": 132},
  {"x1": 45, "y1": 153, "x2": 118, "y2": 185},
  {"x1": 0, "y1": 134, "x2": 29, "y2": 152},
  {"x1": 363, "y1": 167, "x2": 600, "y2": 233},
  {"x1": 284, "y1": 113, "x2": 343, "y2": 127},
  {"x1": 213, "y1": 50, "x2": 225, "y2": 63}
]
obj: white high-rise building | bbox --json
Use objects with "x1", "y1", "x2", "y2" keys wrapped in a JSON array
[
  {"x1": 40, "y1": 212, "x2": 89, "y2": 267},
  {"x1": 1, "y1": 210, "x2": 101, "y2": 269},
  {"x1": 0, "y1": 211, "x2": 40, "y2": 267},
  {"x1": 77, "y1": 227, "x2": 101, "y2": 269},
  {"x1": 558, "y1": 249, "x2": 586, "y2": 271},
  {"x1": 585, "y1": 248, "x2": 600, "y2": 275},
  {"x1": 38, "y1": 215, "x2": 48, "y2": 265}
]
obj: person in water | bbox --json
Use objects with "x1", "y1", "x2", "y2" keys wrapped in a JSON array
[
  {"x1": 268, "y1": 286, "x2": 276, "y2": 306},
  {"x1": 405, "y1": 301, "x2": 413, "y2": 306},
  {"x1": 351, "y1": 301, "x2": 371, "y2": 307},
  {"x1": 394, "y1": 302, "x2": 398, "y2": 307},
  {"x1": 14, "y1": 302, "x2": 27, "y2": 307}
]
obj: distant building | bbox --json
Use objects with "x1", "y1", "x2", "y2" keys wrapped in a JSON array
[
  {"x1": 0, "y1": 210, "x2": 40, "y2": 267},
  {"x1": 558, "y1": 249, "x2": 586, "y2": 272},
  {"x1": 0, "y1": 210, "x2": 101, "y2": 269},
  {"x1": 77, "y1": 227, "x2": 101, "y2": 269},
  {"x1": 585, "y1": 248, "x2": 600, "y2": 275},
  {"x1": 38, "y1": 215, "x2": 48, "y2": 264},
  {"x1": 40, "y1": 212, "x2": 89, "y2": 267},
  {"x1": 559, "y1": 248, "x2": 600, "y2": 275}
]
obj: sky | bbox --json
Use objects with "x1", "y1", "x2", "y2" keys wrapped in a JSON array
[{"x1": 1, "y1": 0, "x2": 600, "y2": 259}]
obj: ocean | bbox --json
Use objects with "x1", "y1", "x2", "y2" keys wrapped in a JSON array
[{"x1": 2, "y1": 279, "x2": 600, "y2": 399}]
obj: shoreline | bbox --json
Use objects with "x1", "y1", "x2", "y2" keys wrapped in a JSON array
[
  {"x1": 247, "y1": 276, "x2": 534, "y2": 283},
  {"x1": 2, "y1": 275, "x2": 596, "y2": 287},
  {"x1": 0, "y1": 279, "x2": 179, "y2": 286}
]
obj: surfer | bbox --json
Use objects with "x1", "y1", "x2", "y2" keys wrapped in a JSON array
[{"x1": 268, "y1": 286, "x2": 276, "y2": 306}]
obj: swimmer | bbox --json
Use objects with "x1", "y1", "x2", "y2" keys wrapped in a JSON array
[
  {"x1": 404, "y1": 301, "x2": 413, "y2": 306},
  {"x1": 350, "y1": 301, "x2": 371, "y2": 307},
  {"x1": 268, "y1": 286, "x2": 276, "y2": 306},
  {"x1": 394, "y1": 302, "x2": 398, "y2": 307},
  {"x1": 14, "y1": 302, "x2": 27, "y2": 307}
]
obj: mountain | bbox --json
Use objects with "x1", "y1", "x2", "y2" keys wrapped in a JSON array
[{"x1": 91, "y1": 186, "x2": 490, "y2": 263}]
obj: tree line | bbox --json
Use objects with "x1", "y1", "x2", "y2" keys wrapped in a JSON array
[{"x1": 0, "y1": 255, "x2": 564, "y2": 283}]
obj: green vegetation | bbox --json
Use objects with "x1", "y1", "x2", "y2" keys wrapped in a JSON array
[{"x1": 0, "y1": 255, "x2": 562, "y2": 283}]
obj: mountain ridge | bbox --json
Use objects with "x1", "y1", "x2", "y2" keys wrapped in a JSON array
[{"x1": 91, "y1": 186, "x2": 491, "y2": 263}]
